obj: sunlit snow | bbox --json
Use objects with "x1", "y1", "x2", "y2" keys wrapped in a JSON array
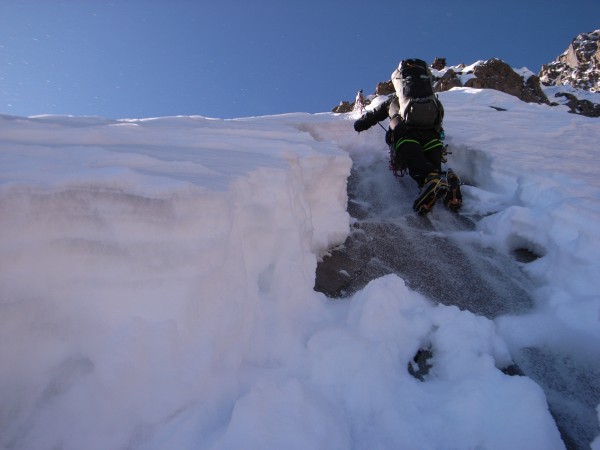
[{"x1": 1, "y1": 86, "x2": 599, "y2": 449}]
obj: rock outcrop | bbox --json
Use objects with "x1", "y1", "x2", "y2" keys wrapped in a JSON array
[
  {"x1": 432, "y1": 59, "x2": 550, "y2": 105},
  {"x1": 540, "y1": 30, "x2": 600, "y2": 92},
  {"x1": 431, "y1": 57, "x2": 447, "y2": 71},
  {"x1": 538, "y1": 30, "x2": 600, "y2": 117},
  {"x1": 331, "y1": 101, "x2": 353, "y2": 114},
  {"x1": 554, "y1": 92, "x2": 600, "y2": 117}
]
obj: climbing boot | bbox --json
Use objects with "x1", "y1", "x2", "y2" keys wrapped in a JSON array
[
  {"x1": 442, "y1": 170, "x2": 462, "y2": 212},
  {"x1": 413, "y1": 172, "x2": 448, "y2": 215}
]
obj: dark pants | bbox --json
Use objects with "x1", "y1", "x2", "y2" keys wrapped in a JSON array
[{"x1": 392, "y1": 129, "x2": 443, "y2": 187}]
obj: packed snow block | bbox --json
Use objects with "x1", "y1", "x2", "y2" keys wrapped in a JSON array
[
  {"x1": 2, "y1": 99, "x2": 597, "y2": 448},
  {"x1": 212, "y1": 379, "x2": 351, "y2": 450},
  {"x1": 305, "y1": 275, "x2": 564, "y2": 449},
  {"x1": 0, "y1": 113, "x2": 352, "y2": 450}
]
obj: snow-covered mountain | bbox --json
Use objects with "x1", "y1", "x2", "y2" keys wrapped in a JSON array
[
  {"x1": 540, "y1": 29, "x2": 600, "y2": 92},
  {"x1": 1, "y1": 68, "x2": 600, "y2": 449},
  {"x1": 539, "y1": 29, "x2": 600, "y2": 117}
]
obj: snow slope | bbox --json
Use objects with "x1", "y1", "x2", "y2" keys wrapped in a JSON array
[{"x1": 1, "y1": 86, "x2": 599, "y2": 449}]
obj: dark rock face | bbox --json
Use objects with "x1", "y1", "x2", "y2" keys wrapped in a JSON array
[
  {"x1": 331, "y1": 101, "x2": 352, "y2": 113},
  {"x1": 466, "y1": 58, "x2": 524, "y2": 96},
  {"x1": 467, "y1": 59, "x2": 550, "y2": 105},
  {"x1": 522, "y1": 74, "x2": 550, "y2": 104},
  {"x1": 538, "y1": 30, "x2": 600, "y2": 116},
  {"x1": 434, "y1": 68, "x2": 463, "y2": 92},
  {"x1": 375, "y1": 80, "x2": 394, "y2": 96},
  {"x1": 540, "y1": 30, "x2": 600, "y2": 92},
  {"x1": 430, "y1": 58, "x2": 550, "y2": 105},
  {"x1": 555, "y1": 92, "x2": 600, "y2": 117},
  {"x1": 431, "y1": 57, "x2": 446, "y2": 70}
]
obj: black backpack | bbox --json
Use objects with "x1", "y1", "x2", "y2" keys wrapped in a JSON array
[{"x1": 391, "y1": 59, "x2": 442, "y2": 128}]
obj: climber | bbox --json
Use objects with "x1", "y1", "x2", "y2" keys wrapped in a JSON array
[{"x1": 353, "y1": 59, "x2": 462, "y2": 214}]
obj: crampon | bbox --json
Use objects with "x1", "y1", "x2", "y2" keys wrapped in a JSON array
[{"x1": 413, "y1": 170, "x2": 463, "y2": 215}]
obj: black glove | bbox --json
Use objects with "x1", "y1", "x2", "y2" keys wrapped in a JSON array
[
  {"x1": 385, "y1": 128, "x2": 393, "y2": 145},
  {"x1": 354, "y1": 119, "x2": 368, "y2": 132}
]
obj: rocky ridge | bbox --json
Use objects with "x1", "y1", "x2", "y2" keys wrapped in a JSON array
[
  {"x1": 540, "y1": 30, "x2": 600, "y2": 92},
  {"x1": 334, "y1": 30, "x2": 600, "y2": 117}
]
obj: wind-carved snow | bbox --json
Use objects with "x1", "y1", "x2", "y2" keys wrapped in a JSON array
[{"x1": 1, "y1": 86, "x2": 599, "y2": 449}]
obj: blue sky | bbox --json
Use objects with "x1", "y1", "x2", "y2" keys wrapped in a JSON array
[{"x1": 1, "y1": 0, "x2": 598, "y2": 119}]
